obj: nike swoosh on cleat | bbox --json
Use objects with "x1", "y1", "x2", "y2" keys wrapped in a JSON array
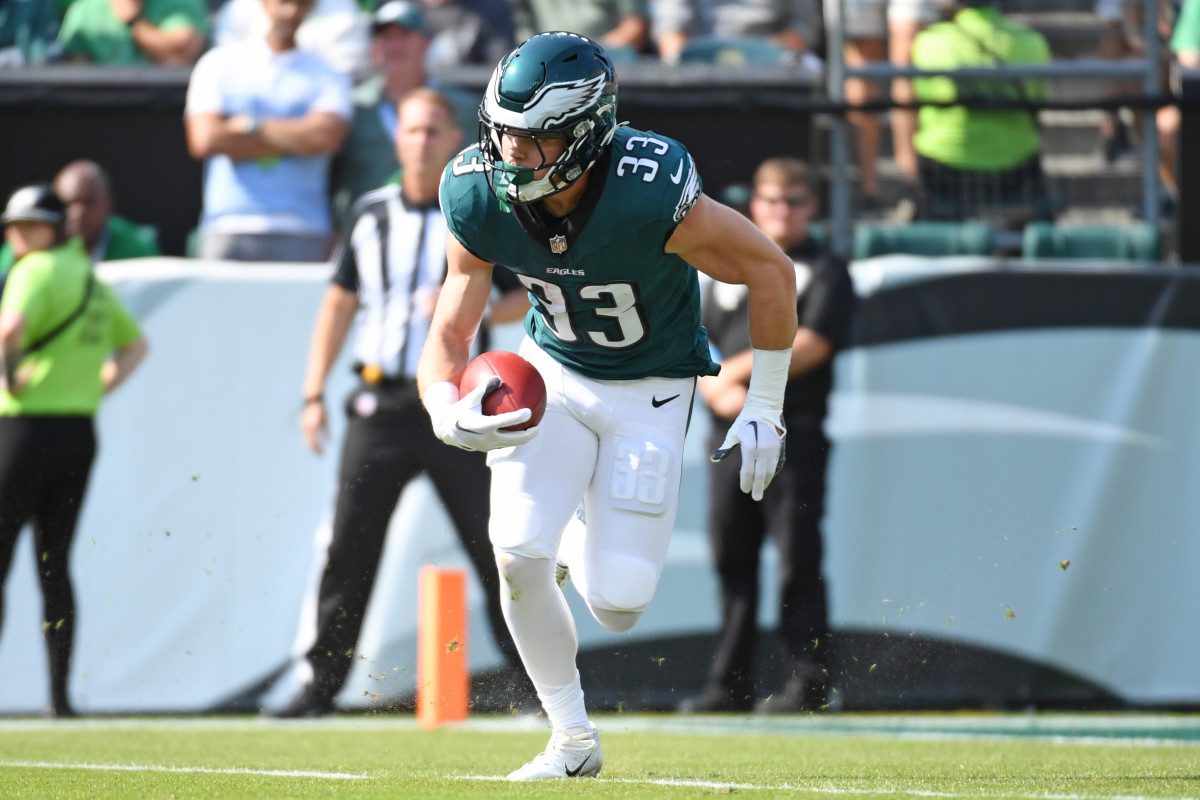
[
  {"x1": 651, "y1": 394, "x2": 680, "y2": 408},
  {"x1": 565, "y1": 753, "x2": 592, "y2": 777}
]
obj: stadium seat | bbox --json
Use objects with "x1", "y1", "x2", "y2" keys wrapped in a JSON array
[
  {"x1": 852, "y1": 221, "x2": 993, "y2": 260},
  {"x1": 605, "y1": 45, "x2": 640, "y2": 65},
  {"x1": 677, "y1": 36, "x2": 789, "y2": 66},
  {"x1": 1021, "y1": 222, "x2": 1161, "y2": 262}
]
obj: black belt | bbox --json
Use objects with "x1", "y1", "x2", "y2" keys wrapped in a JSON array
[{"x1": 353, "y1": 363, "x2": 416, "y2": 387}]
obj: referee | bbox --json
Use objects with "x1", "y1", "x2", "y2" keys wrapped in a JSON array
[{"x1": 267, "y1": 88, "x2": 530, "y2": 718}]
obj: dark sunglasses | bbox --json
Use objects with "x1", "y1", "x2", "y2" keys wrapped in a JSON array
[{"x1": 754, "y1": 193, "x2": 810, "y2": 208}]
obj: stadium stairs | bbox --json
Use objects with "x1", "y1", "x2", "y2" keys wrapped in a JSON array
[{"x1": 810, "y1": 0, "x2": 1173, "y2": 257}]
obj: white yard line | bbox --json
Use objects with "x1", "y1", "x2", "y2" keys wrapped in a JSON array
[
  {"x1": 458, "y1": 774, "x2": 1200, "y2": 800},
  {"x1": 0, "y1": 761, "x2": 368, "y2": 780}
]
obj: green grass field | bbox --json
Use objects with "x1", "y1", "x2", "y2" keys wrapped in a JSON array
[{"x1": 0, "y1": 712, "x2": 1196, "y2": 799}]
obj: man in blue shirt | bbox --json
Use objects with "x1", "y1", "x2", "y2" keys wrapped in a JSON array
[{"x1": 185, "y1": 0, "x2": 352, "y2": 262}]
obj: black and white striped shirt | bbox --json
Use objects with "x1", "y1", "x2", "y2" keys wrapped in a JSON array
[{"x1": 331, "y1": 183, "x2": 517, "y2": 380}]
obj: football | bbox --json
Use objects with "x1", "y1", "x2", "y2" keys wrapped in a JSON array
[{"x1": 458, "y1": 351, "x2": 547, "y2": 431}]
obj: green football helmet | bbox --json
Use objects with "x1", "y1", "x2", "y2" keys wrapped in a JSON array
[{"x1": 479, "y1": 32, "x2": 621, "y2": 206}]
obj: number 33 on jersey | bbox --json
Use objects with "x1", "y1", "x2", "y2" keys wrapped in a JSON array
[{"x1": 441, "y1": 125, "x2": 713, "y2": 383}]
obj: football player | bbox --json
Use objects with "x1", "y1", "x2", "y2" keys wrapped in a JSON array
[{"x1": 417, "y1": 31, "x2": 797, "y2": 780}]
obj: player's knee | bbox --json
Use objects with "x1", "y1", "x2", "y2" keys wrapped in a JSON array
[
  {"x1": 587, "y1": 553, "x2": 658, "y2": 618},
  {"x1": 495, "y1": 551, "x2": 553, "y2": 596},
  {"x1": 489, "y1": 496, "x2": 557, "y2": 559},
  {"x1": 591, "y1": 607, "x2": 642, "y2": 633}
]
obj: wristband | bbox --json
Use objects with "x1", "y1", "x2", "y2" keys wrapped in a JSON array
[
  {"x1": 422, "y1": 380, "x2": 459, "y2": 413},
  {"x1": 745, "y1": 348, "x2": 791, "y2": 419},
  {"x1": 303, "y1": 394, "x2": 324, "y2": 406}
]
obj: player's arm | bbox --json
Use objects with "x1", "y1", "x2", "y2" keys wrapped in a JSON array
[
  {"x1": 418, "y1": 234, "x2": 537, "y2": 451},
  {"x1": 419, "y1": 234, "x2": 495, "y2": 393},
  {"x1": 714, "y1": 326, "x2": 834, "y2": 386},
  {"x1": 667, "y1": 194, "x2": 797, "y2": 350},
  {"x1": 667, "y1": 194, "x2": 798, "y2": 500},
  {"x1": 701, "y1": 327, "x2": 831, "y2": 419}
]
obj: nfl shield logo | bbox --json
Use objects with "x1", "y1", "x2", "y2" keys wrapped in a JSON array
[{"x1": 549, "y1": 234, "x2": 568, "y2": 254}]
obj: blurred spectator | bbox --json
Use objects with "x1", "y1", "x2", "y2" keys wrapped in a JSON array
[
  {"x1": 1094, "y1": 0, "x2": 1157, "y2": 163},
  {"x1": 57, "y1": 0, "x2": 208, "y2": 65},
  {"x1": 910, "y1": 0, "x2": 1051, "y2": 221},
  {"x1": 0, "y1": 0, "x2": 63, "y2": 66},
  {"x1": 678, "y1": 157, "x2": 854, "y2": 714},
  {"x1": 185, "y1": 0, "x2": 352, "y2": 262},
  {"x1": 0, "y1": 183, "x2": 148, "y2": 719},
  {"x1": 420, "y1": 0, "x2": 514, "y2": 69},
  {"x1": 653, "y1": 0, "x2": 816, "y2": 64},
  {"x1": 1156, "y1": 0, "x2": 1199, "y2": 209},
  {"x1": 1174, "y1": 0, "x2": 1199, "y2": 63},
  {"x1": 56, "y1": 160, "x2": 160, "y2": 262},
  {"x1": 841, "y1": 0, "x2": 939, "y2": 210},
  {"x1": 511, "y1": 0, "x2": 648, "y2": 56},
  {"x1": 213, "y1": 0, "x2": 370, "y2": 78},
  {"x1": 0, "y1": 161, "x2": 160, "y2": 274},
  {"x1": 329, "y1": 0, "x2": 480, "y2": 227},
  {"x1": 1096, "y1": 0, "x2": 1132, "y2": 161}
]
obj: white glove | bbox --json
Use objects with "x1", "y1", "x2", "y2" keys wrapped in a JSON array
[
  {"x1": 712, "y1": 410, "x2": 787, "y2": 501},
  {"x1": 424, "y1": 378, "x2": 539, "y2": 452},
  {"x1": 710, "y1": 347, "x2": 791, "y2": 501}
]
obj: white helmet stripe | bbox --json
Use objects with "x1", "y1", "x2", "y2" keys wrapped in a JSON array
[{"x1": 484, "y1": 72, "x2": 607, "y2": 130}]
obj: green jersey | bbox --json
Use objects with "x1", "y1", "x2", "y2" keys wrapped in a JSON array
[
  {"x1": 440, "y1": 125, "x2": 717, "y2": 381},
  {"x1": 0, "y1": 237, "x2": 142, "y2": 416},
  {"x1": 912, "y1": 6, "x2": 1050, "y2": 171},
  {"x1": 57, "y1": 0, "x2": 208, "y2": 65}
]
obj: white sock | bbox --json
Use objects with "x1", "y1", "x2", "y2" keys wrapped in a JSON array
[
  {"x1": 540, "y1": 681, "x2": 590, "y2": 733},
  {"x1": 497, "y1": 552, "x2": 589, "y2": 731}
]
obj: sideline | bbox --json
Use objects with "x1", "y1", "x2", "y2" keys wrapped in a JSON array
[{"x1": 0, "y1": 760, "x2": 368, "y2": 780}]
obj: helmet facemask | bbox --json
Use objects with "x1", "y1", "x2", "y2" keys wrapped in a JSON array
[
  {"x1": 479, "y1": 116, "x2": 601, "y2": 207},
  {"x1": 476, "y1": 32, "x2": 620, "y2": 208}
]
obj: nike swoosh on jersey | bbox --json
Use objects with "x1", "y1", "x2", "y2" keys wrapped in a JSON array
[
  {"x1": 669, "y1": 160, "x2": 684, "y2": 184},
  {"x1": 651, "y1": 394, "x2": 681, "y2": 408},
  {"x1": 565, "y1": 753, "x2": 592, "y2": 777}
]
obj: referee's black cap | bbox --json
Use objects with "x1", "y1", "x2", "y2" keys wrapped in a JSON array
[{"x1": 1, "y1": 183, "x2": 66, "y2": 226}]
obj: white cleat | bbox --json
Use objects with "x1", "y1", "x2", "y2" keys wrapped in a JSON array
[{"x1": 506, "y1": 723, "x2": 603, "y2": 780}]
